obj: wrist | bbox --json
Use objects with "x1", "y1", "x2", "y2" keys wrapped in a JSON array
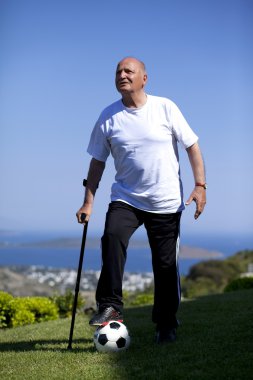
[
  {"x1": 82, "y1": 200, "x2": 93, "y2": 207},
  {"x1": 195, "y1": 182, "x2": 207, "y2": 189}
]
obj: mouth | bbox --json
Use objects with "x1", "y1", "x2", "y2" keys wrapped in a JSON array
[{"x1": 118, "y1": 81, "x2": 129, "y2": 86}]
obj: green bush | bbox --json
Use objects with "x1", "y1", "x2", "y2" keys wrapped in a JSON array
[
  {"x1": 224, "y1": 277, "x2": 253, "y2": 293},
  {"x1": 24, "y1": 297, "x2": 59, "y2": 322},
  {"x1": 0, "y1": 291, "x2": 14, "y2": 328},
  {"x1": 130, "y1": 293, "x2": 153, "y2": 306},
  {"x1": 0, "y1": 292, "x2": 59, "y2": 328},
  {"x1": 181, "y1": 276, "x2": 219, "y2": 299},
  {"x1": 50, "y1": 290, "x2": 85, "y2": 318},
  {"x1": 9, "y1": 298, "x2": 35, "y2": 327},
  {"x1": 187, "y1": 260, "x2": 237, "y2": 288}
]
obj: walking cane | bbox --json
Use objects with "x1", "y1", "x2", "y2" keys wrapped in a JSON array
[{"x1": 67, "y1": 179, "x2": 88, "y2": 350}]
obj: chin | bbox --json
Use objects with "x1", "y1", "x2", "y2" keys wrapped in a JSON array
[{"x1": 117, "y1": 88, "x2": 129, "y2": 95}]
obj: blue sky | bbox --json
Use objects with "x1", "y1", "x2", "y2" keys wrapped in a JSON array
[{"x1": 0, "y1": 0, "x2": 252, "y2": 236}]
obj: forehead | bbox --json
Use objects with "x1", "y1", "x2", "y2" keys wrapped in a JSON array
[{"x1": 116, "y1": 59, "x2": 142, "y2": 72}]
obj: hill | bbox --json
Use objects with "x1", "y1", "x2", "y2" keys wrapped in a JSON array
[
  {"x1": 0, "y1": 235, "x2": 223, "y2": 259},
  {"x1": 0, "y1": 289, "x2": 252, "y2": 379},
  {"x1": 181, "y1": 249, "x2": 253, "y2": 298},
  {"x1": 0, "y1": 266, "x2": 54, "y2": 296}
]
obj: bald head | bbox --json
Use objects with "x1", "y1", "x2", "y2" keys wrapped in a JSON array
[{"x1": 116, "y1": 57, "x2": 146, "y2": 74}]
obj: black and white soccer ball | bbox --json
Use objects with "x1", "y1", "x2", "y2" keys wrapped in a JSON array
[{"x1": 93, "y1": 320, "x2": 130, "y2": 353}]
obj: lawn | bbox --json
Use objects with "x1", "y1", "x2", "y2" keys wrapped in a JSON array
[{"x1": 0, "y1": 289, "x2": 252, "y2": 380}]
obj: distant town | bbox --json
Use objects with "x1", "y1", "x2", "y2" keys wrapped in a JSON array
[
  {"x1": 26, "y1": 266, "x2": 154, "y2": 293},
  {"x1": 0, "y1": 265, "x2": 154, "y2": 301}
]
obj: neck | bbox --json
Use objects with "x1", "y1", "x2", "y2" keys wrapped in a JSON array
[{"x1": 121, "y1": 91, "x2": 147, "y2": 108}]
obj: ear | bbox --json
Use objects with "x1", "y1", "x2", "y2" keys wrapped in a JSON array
[{"x1": 143, "y1": 73, "x2": 148, "y2": 85}]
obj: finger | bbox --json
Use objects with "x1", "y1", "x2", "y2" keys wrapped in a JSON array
[
  {"x1": 78, "y1": 215, "x2": 83, "y2": 224},
  {"x1": 195, "y1": 198, "x2": 206, "y2": 219},
  {"x1": 193, "y1": 198, "x2": 201, "y2": 219},
  {"x1": 194, "y1": 210, "x2": 201, "y2": 219},
  {"x1": 80, "y1": 213, "x2": 87, "y2": 223},
  {"x1": 197, "y1": 200, "x2": 206, "y2": 214},
  {"x1": 80, "y1": 213, "x2": 90, "y2": 224},
  {"x1": 185, "y1": 196, "x2": 193, "y2": 205},
  {"x1": 76, "y1": 213, "x2": 85, "y2": 224}
]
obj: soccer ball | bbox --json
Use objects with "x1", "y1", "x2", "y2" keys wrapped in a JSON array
[{"x1": 93, "y1": 321, "x2": 130, "y2": 353}]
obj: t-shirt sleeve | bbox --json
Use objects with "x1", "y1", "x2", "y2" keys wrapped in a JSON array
[
  {"x1": 170, "y1": 101, "x2": 198, "y2": 149},
  {"x1": 87, "y1": 120, "x2": 111, "y2": 162}
]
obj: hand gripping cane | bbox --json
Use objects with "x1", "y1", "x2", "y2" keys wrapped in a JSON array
[{"x1": 67, "y1": 179, "x2": 88, "y2": 350}]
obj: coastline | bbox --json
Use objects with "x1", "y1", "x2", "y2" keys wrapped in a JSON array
[{"x1": 0, "y1": 237, "x2": 224, "y2": 260}]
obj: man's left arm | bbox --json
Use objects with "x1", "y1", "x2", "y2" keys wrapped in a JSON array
[{"x1": 185, "y1": 142, "x2": 207, "y2": 219}]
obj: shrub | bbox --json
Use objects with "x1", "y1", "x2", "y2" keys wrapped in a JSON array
[
  {"x1": 50, "y1": 290, "x2": 85, "y2": 318},
  {"x1": 0, "y1": 292, "x2": 59, "y2": 328},
  {"x1": 187, "y1": 260, "x2": 237, "y2": 288},
  {"x1": 224, "y1": 277, "x2": 253, "y2": 293},
  {"x1": 130, "y1": 293, "x2": 153, "y2": 306},
  {"x1": 0, "y1": 291, "x2": 14, "y2": 328},
  {"x1": 24, "y1": 297, "x2": 59, "y2": 322},
  {"x1": 9, "y1": 298, "x2": 35, "y2": 327},
  {"x1": 181, "y1": 277, "x2": 219, "y2": 299}
]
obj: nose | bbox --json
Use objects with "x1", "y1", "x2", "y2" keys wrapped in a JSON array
[{"x1": 118, "y1": 70, "x2": 126, "y2": 79}]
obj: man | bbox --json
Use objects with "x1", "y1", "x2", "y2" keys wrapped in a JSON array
[{"x1": 76, "y1": 57, "x2": 206, "y2": 344}]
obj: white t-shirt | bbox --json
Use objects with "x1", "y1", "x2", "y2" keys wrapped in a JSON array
[{"x1": 87, "y1": 94, "x2": 198, "y2": 213}]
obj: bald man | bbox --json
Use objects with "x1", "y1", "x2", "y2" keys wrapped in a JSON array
[{"x1": 76, "y1": 57, "x2": 206, "y2": 344}]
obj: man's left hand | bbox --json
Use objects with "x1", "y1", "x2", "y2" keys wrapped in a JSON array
[{"x1": 186, "y1": 187, "x2": 206, "y2": 219}]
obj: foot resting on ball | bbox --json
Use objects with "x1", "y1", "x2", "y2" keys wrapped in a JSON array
[{"x1": 89, "y1": 306, "x2": 123, "y2": 326}]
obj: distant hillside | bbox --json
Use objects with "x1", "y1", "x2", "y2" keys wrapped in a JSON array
[
  {"x1": 181, "y1": 249, "x2": 253, "y2": 298},
  {"x1": 0, "y1": 267, "x2": 53, "y2": 297},
  {"x1": 0, "y1": 236, "x2": 223, "y2": 259}
]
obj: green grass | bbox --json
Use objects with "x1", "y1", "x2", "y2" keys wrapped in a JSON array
[{"x1": 0, "y1": 289, "x2": 252, "y2": 380}]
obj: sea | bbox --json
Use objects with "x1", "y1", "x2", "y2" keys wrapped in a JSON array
[{"x1": 0, "y1": 231, "x2": 252, "y2": 276}]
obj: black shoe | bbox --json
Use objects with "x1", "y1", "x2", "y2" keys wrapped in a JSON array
[
  {"x1": 155, "y1": 327, "x2": 177, "y2": 344},
  {"x1": 89, "y1": 306, "x2": 123, "y2": 326}
]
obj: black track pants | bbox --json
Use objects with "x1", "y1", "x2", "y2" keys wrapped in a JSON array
[{"x1": 96, "y1": 201, "x2": 182, "y2": 328}]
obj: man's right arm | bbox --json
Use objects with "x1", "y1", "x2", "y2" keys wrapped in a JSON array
[{"x1": 76, "y1": 158, "x2": 105, "y2": 223}]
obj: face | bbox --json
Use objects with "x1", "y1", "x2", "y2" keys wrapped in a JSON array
[{"x1": 115, "y1": 58, "x2": 147, "y2": 95}]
